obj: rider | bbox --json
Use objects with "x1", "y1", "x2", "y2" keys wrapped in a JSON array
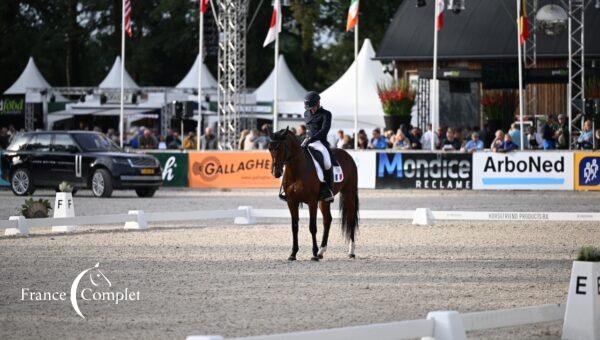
[{"x1": 301, "y1": 91, "x2": 335, "y2": 202}]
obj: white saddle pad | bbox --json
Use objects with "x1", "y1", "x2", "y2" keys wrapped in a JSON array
[{"x1": 308, "y1": 150, "x2": 344, "y2": 183}]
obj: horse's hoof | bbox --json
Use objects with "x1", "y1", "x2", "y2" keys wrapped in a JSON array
[
  {"x1": 311, "y1": 256, "x2": 320, "y2": 261},
  {"x1": 348, "y1": 254, "x2": 356, "y2": 259},
  {"x1": 317, "y1": 254, "x2": 323, "y2": 259},
  {"x1": 288, "y1": 256, "x2": 296, "y2": 261}
]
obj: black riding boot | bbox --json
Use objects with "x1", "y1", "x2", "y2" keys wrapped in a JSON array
[{"x1": 320, "y1": 168, "x2": 334, "y2": 202}]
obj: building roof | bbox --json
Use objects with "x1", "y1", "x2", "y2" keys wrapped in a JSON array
[
  {"x1": 376, "y1": 0, "x2": 600, "y2": 61},
  {"x1": 98, "y1": 57, "x2": 139, "y2": 89},
  {"x1": 253, "y1": 54, "x2": 307, "y2": 102}
]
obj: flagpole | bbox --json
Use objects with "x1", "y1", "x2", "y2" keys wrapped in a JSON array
[
  {"x1": 273, "y1": 21, "x2": 279, "y2": 132},
  {"x1": 431, "y1": 1, "x2": 439, "y2": 152},
  {"x1": 353, "y1": 16, "x2": 359, "y2": 150},
  {"x1": 197, "y1": 6, "x2": 204, "y2": 150},
  {"x1": 517, "y1": 0, "x2": 525, "y2": 150},
  {"x1": 119, "y1": 0, "x2": 126, "y2": 148}
]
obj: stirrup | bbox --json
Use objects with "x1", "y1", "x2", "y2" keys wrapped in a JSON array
[{"x1": 279, "y1": 192, "x2": 288, "y2": 201}]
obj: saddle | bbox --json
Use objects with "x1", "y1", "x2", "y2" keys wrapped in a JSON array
[{"x1": 306, "y1": 147, "x2": 344, "y2": 183}]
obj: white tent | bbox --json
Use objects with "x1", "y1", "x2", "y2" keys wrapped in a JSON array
[
  {"x1": 176, "y1": 54, "x2": 217, "y2": 89},
  {"x1": 99, "y1": 57, "x2": 139, "y2": 89},
  {"x1": 253, "y1": 54, "x2": 307, "y2": 102},
  {"x1": 4, "y1": 57, "x2": 68, "y2": 101},
  {"x1": 320, "y1": 39, "x2": 391, "y2": 131}
]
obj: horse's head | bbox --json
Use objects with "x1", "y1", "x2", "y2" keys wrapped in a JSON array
[{"x1": 268, "y1": 127, "x2": 294, "y2": 178}]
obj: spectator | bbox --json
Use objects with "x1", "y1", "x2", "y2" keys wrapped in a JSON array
[
  {"x1": 0, "y1": 127, "x2": 10, "y2": 149},
  {"x1": 494, "y1": 133, "x2": 518, "y2": 152},
  {"x1": 490, "y1": 130, "x2": 505, "y2": 150},
  {"x1": 480, "y1": 123, "x2": 493, "y2": 147},
  {"x1": 393, "y1": 129, "x2": 411, "y2": 150},
  {"x1": 542, "y1": 115, "x2": 557, "y2": 150},
  {"x1": 421, "y1": 124, "x2": 438, "y2": 150},
  {"x1": 255, "y1": 125, "x2": 270, "y2": 149},
  {"x1": 238, "y1": 129, "x2": 250, "y2": 150},
  {"x1": 462, "y1": 132, "x2": 484, "y2": 153},
  {"x1": 578, "y1": 120, "x2": 593, "y2": 150},
  {"x1": 168, "y1": 132, "x2": 182, "y2": 149},
  {"x1": 297, "y1": 124, "x2": 307, "y2": 142},
  {"x1": 596, "y1": 129, "x2": 600, "y2": 147},
  {"x1": 93, "y1": 126, "x2": 102, "y2": 133},
  {"x1": 508, "y1": 123, "x2": 522, "y2": 149},
  {"x1": 139, "y1": 129, "x2": 158, "y2": 149},
  {"x1": 335, "y1": 130, "x2": 345, "y2": 149},
  {"x1": 165, "y1": 128, "x2": 175, "y2": 145},
  {"x1": 183, "y1": 132, "x2": 197, "y2": 150},
  {"x1": 526, "y1": 126, "x2": 540, "y2": 150},
  {"x1": 410, "y1": 127, "x2": 422, "y2": 150},
  {"x1": 556, "y1": 114, "x2": 570, "y2": 150},
  {"x1": 357, "y1": 130, "x2": 369, "y2": 149},
  {"x1": 244, "y1": 129, "x2": 258, "y2": 150},
  {"x1": 369, "y1": 128, "x2": 388, "y2": 149},
  {"x1": 341, "y1": 135, "x2": 353, "y2": 149},
  {"x1": 157, "y1": 135, "x2": 167, "y2": 150},
  {"x1": 441, "y1": 127, "x2": 461, "y2": 151},
  {"x1": 106, "y1": 128, "x2": 119, "y2": 144},
  {"x1": 200, "y1": 127, "x2": 218, "y2": 150}
]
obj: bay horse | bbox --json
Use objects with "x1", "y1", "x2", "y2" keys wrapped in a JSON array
[{"x1": 268, "y1": 127, "x2": 359, "y2": 261}]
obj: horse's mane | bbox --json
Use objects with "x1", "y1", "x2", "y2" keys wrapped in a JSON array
[{"x1": 271, "y1": 128, "x2": 299, "y2": 146}]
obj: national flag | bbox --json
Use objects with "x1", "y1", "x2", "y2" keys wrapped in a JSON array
[
  {"x1": 436, "y1": 0, "x2": 445, "y2": 31},
  {"x1": 201, "y1": 0, "x2": 209, "y2": 13},
  {"x1": 519, "y1": 0, "x2": 530, "y2": 45},
  {"x1": 263, "y1": 0, "x2": 281, "y2": 47},
  {"x1": 346, "y1": 0, "x2": 359, "y2": 31},
  {"x1": 125, "y1": 0, "x2": 133, "y2": 37}
]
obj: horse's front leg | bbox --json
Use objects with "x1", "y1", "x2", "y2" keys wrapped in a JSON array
[
  {"x1": 287, "y1": 199, "x2": 300, "y2": 261},
  {"x1": 318, "y1": 201, "x2": 332, "y2": 259},
  {"x1": 308, "y1": 201, "x2": 319, "y2": 261}
]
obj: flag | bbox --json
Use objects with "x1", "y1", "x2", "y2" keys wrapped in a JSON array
[
  {"x1": 201, "y1": 0, "x2": 209, "y2": 13},
  {"x1": 519, "y1": 0, "x2": 529, "y2": 45},
  {"x1": 346, "y1": 0, "x2": 359, "y2": 31},
  {"x1": 436, "y1": 0, "x2": 444, "y2": 31},
  {"x1": 263, "y1": 0, "x2": 281, "y2": 47},
  {"x1": 125, "y1": 0, "x2": 133, "y2": 37}
]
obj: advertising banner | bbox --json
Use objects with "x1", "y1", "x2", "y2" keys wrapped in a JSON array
[
  {"x1": 473, "y1": 152, "x2": 573, "y2": 190},
  {"x1": 376, "y1": 152, "x2": 472, "y2": 190},
  {"x1": 149, "y1": 152, "x2": 189, "y2": 187},
  {"x1": 0, "y1": 95, "x2": 25, "y2": 115},
  {"x1": 188, "y1": 152, "x2": 279, "y2": 188},
  {"x1": 574, "y1": 152, "x2": 600, "y2": 191},
  {"x1": 347, "y1": 151, "x2": 376, "y2": 189}
]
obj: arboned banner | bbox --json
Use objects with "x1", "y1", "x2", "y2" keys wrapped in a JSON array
[
  {"x1": 473, "y1": 152, "x2": 573, "y2": 190},
  {"x1": 188, "y1": 152, "x2": 279, "y2": 188},
  {"x1": 376, "y1": 152, "x2": 472, "y2": 190},
  {"x1": 574, "y1": 152, "x2": 600, "y2": 191},
  {"x1": 149, "y1": 152, "x2": 189, "y2": 187}
]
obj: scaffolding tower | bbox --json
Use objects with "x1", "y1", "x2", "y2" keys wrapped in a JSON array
[
  {"x1": 524, "y1": 0, "x2": 538, "y2": 120},
  {"x1": 568, "y1": 0, "x2": 586, "y2": 149},
  {"x1": 216, "y1": 0, "x2": 248, "y2": 150}
]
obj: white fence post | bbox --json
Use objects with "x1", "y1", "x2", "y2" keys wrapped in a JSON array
[
  {"x1": 413, "y1": 208, "x2": 436, "y2": 226},
  {"x1": 52, "y1": 192, "x2": 77, "y2": 232},
  {"x1": 234, "y1": 206, "x2": 256, "y2": 225},
  {"x1": 5, "y1": 216, "x2": 29, "y2": 236},
  {"x1": 186, "y1": 336, "x2": 223, "y2": 340},
  {"x1": 124, "y1": 210, "x2": 148, "y2": 230},
  {"x1": 423, "y1": 311, "x2": 467, "y2": 340},
  {"x1": 562, "y1": 261, "x2": 600, "y2": 339}
]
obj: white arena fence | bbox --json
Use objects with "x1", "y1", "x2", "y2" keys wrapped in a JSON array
[
  {"x1": 187, "y1": 304, "x2": 566, "y2": 340},
  {"x1": 3, "y1": 206, "x2": 600, "y2": 235}
]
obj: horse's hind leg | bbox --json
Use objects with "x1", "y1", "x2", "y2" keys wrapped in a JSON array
[
  {"x1": 318, "y1": 200, "x2": 332, "y2": 259},
  {"x1": 308, "y1": 202, "x2": 319, "y2": 261},
  {"x1": 287, "y1": 200, "x2": 300, "y2": 261}
]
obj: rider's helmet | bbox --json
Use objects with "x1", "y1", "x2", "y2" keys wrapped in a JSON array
[{"x1": 304, "y1": 91, "x2": 321, "y2": 110}]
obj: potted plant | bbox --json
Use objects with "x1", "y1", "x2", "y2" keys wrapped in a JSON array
[
  {"x1": 481, "y1": 91, "x2": 517, "y2": 133},
  {"x1": 562, "y1": 245, "x2": 600, "y2": 339},
  {"x1": 378, "y1": 78, "x2": 416, "y2": 132},
  {"x1": 19, "y1": 198, "x2": 51, "y2": 218}
]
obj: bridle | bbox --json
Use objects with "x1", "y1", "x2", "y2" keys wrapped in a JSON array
[{"x1": 268, "y1": 139, "x2": 293, "y2": 170}]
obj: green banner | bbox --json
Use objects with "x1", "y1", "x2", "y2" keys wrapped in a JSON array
[
  {"x1": 149, "y1": 152, "x2": 189, "y2": 187},
  {"x1": 0, "y1": 95, "x2": 25, "y2": 115}
]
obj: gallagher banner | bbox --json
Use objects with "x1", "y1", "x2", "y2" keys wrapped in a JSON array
[
  {"x1": 148, "y1": 152, "x2": 189, "y2": 187},
  {"x1": 376, "y1": 152, "x2": 472, "y2": 190},
  {"x1": 574, "y1": 152, "x2": 600, "y2": 191},
  {"x1": 188, "y1": 151, "x2": 279, "y2": 188},
  {"x1": 473, "y1": 152, "x2": 573, "y2": 190}
]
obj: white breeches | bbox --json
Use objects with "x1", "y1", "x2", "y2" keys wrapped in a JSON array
[{"x1": 309, "y1": 141, "x2": 331, "y2": 170}]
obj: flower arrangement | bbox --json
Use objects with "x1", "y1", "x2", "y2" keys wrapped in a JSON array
[
  {"x1": 377, "y1": 79, "x2": 416, "y2": 117},
  {"x1": 481, "y1": 91, "x2": 517, "y2": 121}
]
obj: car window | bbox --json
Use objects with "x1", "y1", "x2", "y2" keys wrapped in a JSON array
[
  {"x1": 52, "y1": 134, "x2": 79, "y2": 153},
  {"x1": 72, "y1": 133, "x2": 121, "y2": 152},
  {"x1": 6, "y1": 134, "x2": 30, "y2": 151},
  {"x1": 26, "y1": 134, "x2": 52, "y2": 152}
]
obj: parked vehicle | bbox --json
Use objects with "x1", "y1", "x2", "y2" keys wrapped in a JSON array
[{"x1": 1, "y1": 131, "x2": 162, "y2": 198}]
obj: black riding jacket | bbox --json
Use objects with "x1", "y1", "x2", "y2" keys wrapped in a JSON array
[{"x1": 304, "y1": 106, "x2": 332, "y2": 147}]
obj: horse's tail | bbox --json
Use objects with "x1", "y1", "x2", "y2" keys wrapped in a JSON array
[{"x1": 339, "y1": 158, "x2": 359, "y2": 243}]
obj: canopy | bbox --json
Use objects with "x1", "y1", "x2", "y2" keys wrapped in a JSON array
[
  {"x1": 99, "y1": 57, "x2": 139, "y2": 89},
  {"x1": 253, "y1": 55, "x2": 307, "y2": 102},
  {"x1": 4, "y1": 57, "x2": 68, "y2": 101},
  {"x1": 320, "y1": 39, "x2": 391, "y2": 131},
  {"x1": 176, "y1": 54, "x2": 217, "y2": 89}
]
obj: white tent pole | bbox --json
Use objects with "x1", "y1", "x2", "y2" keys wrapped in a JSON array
[
  {"x1": 197, "y1": 8, "x2": 204, "y2": 151},
  {"x1": 354, "y1": 18, "x2": 359, "y2": 150},
  {"x1": 517, "y1": 0, "x2": 525, "y2": 150},
  {"x1": 119, "y1": 0, "x2": 126, "y2": 148},
  {"x1": 431, "y1": 1, "x2": 440, "y2": 152},
  {"x1": 273, "y1": 24, "x2": 279, "y2": 132}
]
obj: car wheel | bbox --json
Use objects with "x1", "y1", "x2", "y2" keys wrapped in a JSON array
[
  {"x1": 91, "y1": 169, "x2": 113, "y2": 198},
  {"x1": 11, "y1": 168, "x2": 35, "y2": 196},
  {"x1": 135, "y1": 188, "x2": 157, "y2": 198}
]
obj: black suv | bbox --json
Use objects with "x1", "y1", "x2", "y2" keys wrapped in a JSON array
[{"x1": 1, "y1": 131, "x2": 162, "y2": 197}]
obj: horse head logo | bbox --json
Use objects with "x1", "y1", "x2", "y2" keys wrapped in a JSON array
[{"x1": 70, "y1": 263, "x2": 111, "y2": 319}]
